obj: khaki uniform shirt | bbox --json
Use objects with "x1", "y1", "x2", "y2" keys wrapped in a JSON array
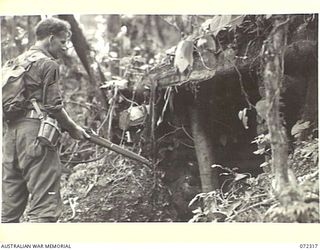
[{"x1": 24, "y1": 46, "x2": 63, "y2": 115}]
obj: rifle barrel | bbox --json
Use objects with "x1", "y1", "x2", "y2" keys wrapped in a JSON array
[{"x1": 88, "y1": 134, "x2": 151, "y2": 166}]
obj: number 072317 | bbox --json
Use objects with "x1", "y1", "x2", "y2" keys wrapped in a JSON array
[{"x1": 300, "y1": 244, "x2": 319, "y2": 248}]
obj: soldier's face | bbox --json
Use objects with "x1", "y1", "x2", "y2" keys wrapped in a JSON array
[{"x1": 48, "y1": 31, "x2": 70, "y2": 59}]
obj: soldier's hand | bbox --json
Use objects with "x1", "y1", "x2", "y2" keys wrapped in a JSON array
[{"x1": 69, "y1": 125, "x2": 91, "y2": 140}]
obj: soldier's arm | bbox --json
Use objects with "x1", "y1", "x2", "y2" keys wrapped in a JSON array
[{"x1": 40, "y1": 60, "x2": 89, "y2": 140}]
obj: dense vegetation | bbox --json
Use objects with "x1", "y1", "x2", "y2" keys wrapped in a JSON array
[{"x1": 1, "y1": 14, "x2": 318, "y2": 222}]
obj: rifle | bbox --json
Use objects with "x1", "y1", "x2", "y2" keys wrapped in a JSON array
[{"x1": 86, "y1": 130, "x2": 152, "y2": 167}]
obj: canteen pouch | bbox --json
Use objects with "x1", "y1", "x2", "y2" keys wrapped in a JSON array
[{"x1": 37, "y1": 115, "x2": 61, "y2": 147}]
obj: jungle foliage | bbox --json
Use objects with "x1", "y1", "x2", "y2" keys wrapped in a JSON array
[{"x1": 1, "y1": 14, "x2": 318, "y2": 222}]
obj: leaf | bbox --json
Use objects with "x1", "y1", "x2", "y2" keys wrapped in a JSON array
[
  {"x1": 211, "y1": 164, "x2": 223, "y2": 169},
  {"x1": 242, "y1": 110, "x2": 248, "y2": 129},
  {"x1": 228, "y1": 15, "x2": 245, "y2": 30},
  {"x1": 100, "y1": 79, "x2": 128, "y2": 90},
  {"x1": 210, "y1": 15, "x2": 232, "y2": 35},
  {"x1": 238, "y1": 109, "x2": 243, "y2": 120},
  {"x1": 201, "y1": 18, "x2": 213, "y2": 32},
  {"x1": 174, "y1": 40, "x2": 194, "y2": 73},
  {"x1": 189, "y1": 193, "x2": 207, "y2": 207},
  {"x1": 226, "y1": 200, "x2": 242, "y2": 217},
  {"x1": 291, "y1": 120, "x2": 310, "y2": 138},
  {"x1": 197, "y1": 37, "x2": 207, "y2": 47},
  {"x1": 253, "y1": 148, "x2": 266, "y2": 155},
  {"x1": 301, "y1": 145, "x2": 315, "y2": 158},
  {"x1": 157, "y1": 87, "x2": 172, "y2": 126},
  {"x1": 165, "y1": 46, "x2": 176, "y2": 55},
  {"x1": 209, "y1": 15, "x2": 245, "y2": 36},
  {"x1": 220, "y1": 173, "x2": 232, "y2": 176},
  {"x1": 238, "y1": 108, "x2": 249, "y2": 129},
  {"x1": 234, "y1": 173, "x2": 248, "y2": 182},
  {"x1": 260, "y1": 162, "x2": 269, "y2": 168},
  {"x1": 188, "y1": 213, "x2": 203, "y2": 222},
  {"x1": 264, "y1": 133, "x2": 271, "y2": 141},
  {"x1": 255, "y1": 99, "x2": 268, "y2": 120},
  {"x1": 196, "y1": 35, "x2": 216, "y2": 51},
  {"x1": 109, "y1": 51, "x2": 118, "y2": 58},
  {"x1": 189, "y1": 196, "x2": 200, "y2": 207}
]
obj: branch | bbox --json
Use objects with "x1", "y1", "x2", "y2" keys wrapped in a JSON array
[
  {"x1": 63, "y1": 141, "x2": 79, "y2": 168},
  {"x1": 226, "y1": 56, "x2": 255, "y2": 109},
  {"x1": 194, "y1": 46, "x2": 216, "y2": 71},
  {"x1": 268, "y1": 16, "x2": 290, "y2": 38},
  {"x1": 216, "y1": 39, "x2": 255, "y2": 109}
]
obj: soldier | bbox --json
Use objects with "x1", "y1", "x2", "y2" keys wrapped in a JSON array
[{"x1": 2, "y1": 17, "x2": 90, "y2": 223}]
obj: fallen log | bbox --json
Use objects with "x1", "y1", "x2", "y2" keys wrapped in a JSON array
[{"x1": 149, "y1": 40, "x2": 317, "y2": 89}]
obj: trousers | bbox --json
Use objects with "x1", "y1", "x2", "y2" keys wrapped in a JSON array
[{"x1": 2, "y1": 118, "x2": 62, "y2": 223}]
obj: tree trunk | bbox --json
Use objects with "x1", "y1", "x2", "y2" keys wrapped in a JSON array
[
  {"x1": 58, "y1": 15, "x2": 109, "y2": 136},
  {"x1": 58, "y1": 15, "x2": 95, "y2": 97},
  {"x1": 27, "y1": 16, "x2": 41, "y2": 49},
  {"x1": 106, "y1": 15, "x2": 121, "y2": 76},
  {"x1": 262, "y1": 15, "x2": 298, "y2": 203},
  {"x1": 188, "y1": 103, "x2": 219, "y2": 192}
]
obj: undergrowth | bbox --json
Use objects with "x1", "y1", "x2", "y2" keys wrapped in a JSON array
[
  {"x1": 188, "y1": 123, "x2": 319, "y2": 223},
  {"x1": 59, "y1": 149, "x2": 177, "y2": 222}
]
